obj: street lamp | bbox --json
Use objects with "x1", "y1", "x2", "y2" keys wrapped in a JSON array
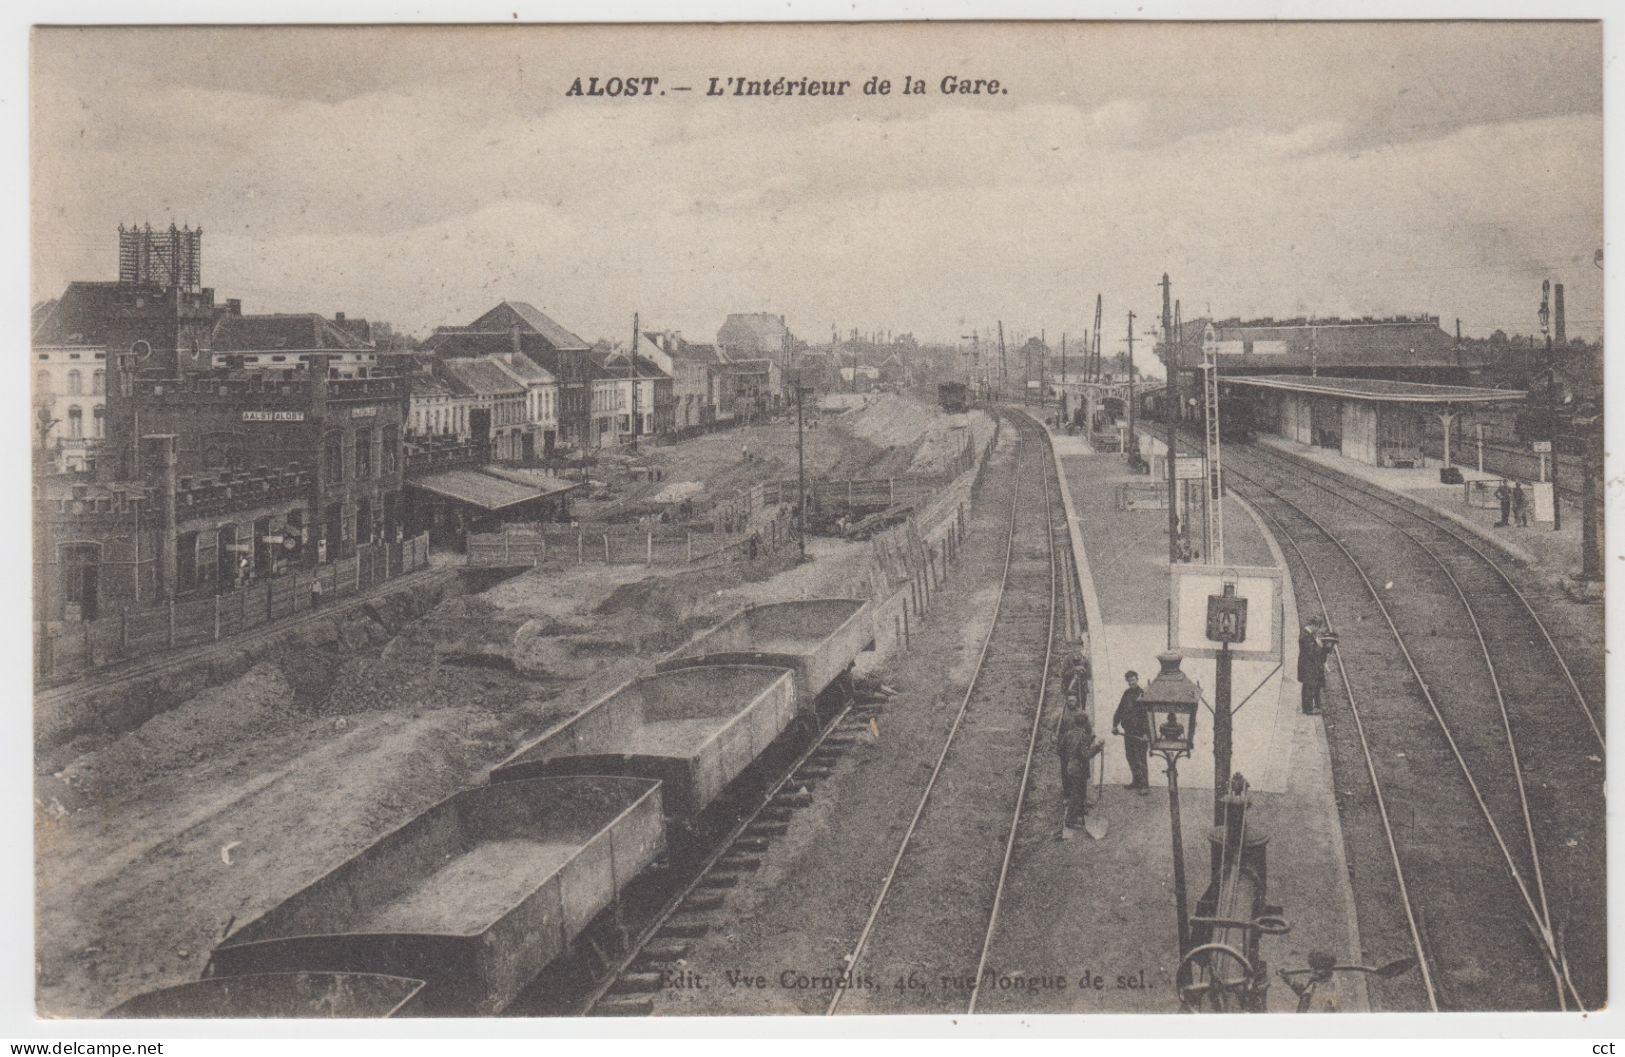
[{"x1": 1139, "y1": 651, "x2": 1201, "y2": 960}]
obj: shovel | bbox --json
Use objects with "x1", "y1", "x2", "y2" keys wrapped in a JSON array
[{"x1": 1083, "y1": 740, "x2": 1108, "y2": 840}]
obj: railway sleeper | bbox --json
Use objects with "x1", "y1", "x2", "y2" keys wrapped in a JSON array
[
  {"x1": 680, "y1": 893, "x2": 728, "y2": 912},
  {"x1": 698, "y1": 874, "x2": 740, "y2": 889},
  {"x1": 657, "y1": 919, "x2": 710, "y2": 939},
  {"x1": 733, "y1": 836, "x2": 771, "y2": 851},
  {"x1": 642, "y1": 940, "x2": 692, "y2": 961},
  {"x1": 591, "y1": 997, "x2": 655, "y2": 1017},
  {"x1": 746, "y1": 822, "x2": 789, "y2": 837},
  {"x1": 611, "y1": 973, "x2": 665, "y2": 995},
  {"x1": 718, "y1": 855, "x2": 763, "y2": 871}
]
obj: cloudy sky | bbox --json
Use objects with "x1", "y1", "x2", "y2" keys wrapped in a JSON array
[{"x1": 31, "y1": 22, "x2": 1603, "y2": 349}]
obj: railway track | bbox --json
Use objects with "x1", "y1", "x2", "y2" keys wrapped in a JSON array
[
  {"x1": 566, "y1": 413, "x2": 1036, "y2": 1017},
  {"x1": 1223, "y1": 442, "x2": 1604, "y2": 1012},
  {"x1": 827, "y1": 408, "x2": 1062, "y2": 1015}
]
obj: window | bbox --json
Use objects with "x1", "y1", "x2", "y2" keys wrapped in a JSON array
[
  {"x1": 35, "y1": 369, "x2": 50, "y2": 395},
  {"x1": 67, "y1": 370, "x2": 82, "y2": 395},
  {"x1": 382, "y1": 426, "x2": 399, "y2": 474},
  {"x1": 324, "y1": 432, "x2": 344, "y2": 480},
  {"x1": 355, "y1": 433, "x2": 372, "y2": 479},
  {"x1": 92, "y1": 369, "x2": 104, "y2": 395},
  {"x1": 93, "y1": 406, "x2": 105, "y2": 439},
  {"x1": 68, "y1": 406, "x2": 83, "y2": 438}
]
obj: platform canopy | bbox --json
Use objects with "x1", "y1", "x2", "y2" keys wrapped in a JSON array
[
  {"x1": 406, "y1": 468, "x2": 577, "y2": 511},
  {"x1": 1220, "y1": 374, "x2": 1526, "y2": 405}
]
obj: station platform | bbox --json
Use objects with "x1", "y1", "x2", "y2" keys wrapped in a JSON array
[
  {"x1": 980, "y1": 418, "x2": 1368, "y2": 1014},
  {"x1": 1252, "y1": 435, "x2": 1589, "y2": 590}
]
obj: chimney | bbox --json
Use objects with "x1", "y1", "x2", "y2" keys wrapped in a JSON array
[
  {"x1": 335, "y1": 312, "x2": 346, "y2": 323},
  {"x1": 1554, "y1": 284, "x2": 1566, "y2": 345},
  {"x1": 511, "y1": 323, "x2": 523, "y2": 355}
]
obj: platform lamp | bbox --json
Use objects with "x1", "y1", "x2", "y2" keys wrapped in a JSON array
[
  {"x1": 1140, "y1": 651, "x2": 1202, "y2": 962},
  {"x1": 1538, "y1": 282, "x2": 1560, "y2": 531}
]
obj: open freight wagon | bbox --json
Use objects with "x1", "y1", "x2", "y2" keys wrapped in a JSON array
[
  {"x1": 654, "y1": 598, "x2": 875, "y2": 716},
  {"x1": 489, "y1": 665, "x2": 798, "y2": 818},
  {"x1": 203, "y1": 777, "x2": 664, "y2": 1015}
]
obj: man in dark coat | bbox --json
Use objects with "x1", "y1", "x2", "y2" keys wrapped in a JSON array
[
  {"x1": 1060, "y1": 646, "x2": 1091, "y2": 713},
  {"x1": 1512, "y1": 481, "x2": 1529, "y2": 527},
  {"x1": 1494, "y1": 480, "x2": 1512, "y2": 527},
  {"x1": 1111, "y1": 670, "x2": 1150, "y2": 792},
  {"x1": 1057, "y1": 696, "x2": 1101, "y2": 835},
  {"x1": 1298, "y1": 617, "x2": 1331, "y2": 715}
]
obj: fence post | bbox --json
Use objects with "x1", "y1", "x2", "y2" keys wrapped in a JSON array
[
  {"x1": 889, "y1": 477, "x2": 896, "y2": 502},
  {"x1": 504, "y1": 535, "x2": 510, "y2": 564},
  {"x1": 578, "y1": 528, "x2": 584, "y2": 564},
  {"x1": 603, "y1": 534, "x2": 610, "y2": 562},
  {"x1": 168, "y1": 600, "x2": 176, "y2": 648},
  {"x1": 687, "y1": 532, "x2": 693, "y2": 562},
  {"x1": 242, "y1": 583, "x2": 248, "y2": 625},
  {"x1": 213, "y1": 593, "x2": 221, "y2": 640},
  {"x1": 355, "y1": 553, "x2": 362, "y2": 591},
  {"x1": 268, "y1": 579, "x2": 274, "y2": 620},
  {"x1": 120, "y1": 606, "x2": 129, "y2": 651}
]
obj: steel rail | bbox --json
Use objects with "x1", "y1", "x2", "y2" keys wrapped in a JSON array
[
  {"x1": 1231, "y1": 466, "x2": 1576, "y2": 1009},
  {"x1": 967, "y1": 412, "x2": 1060, "y2": 1013},
  {"x1": 1231, "y1": 449, "x2": 1583, "y2": 1009},
  {"x1": 1247, "y1": 496, "x2": 1439, "y2": 1010},
  {"x1": 1236, "y1": 442, "x2": 1601, "y2": 750},
  {"x1": 577, "y1": 701, "x2": 860, "y2": 1015},
  {"x1": 826, "y1": 413, "x2": 1056, "y2": 1015}
]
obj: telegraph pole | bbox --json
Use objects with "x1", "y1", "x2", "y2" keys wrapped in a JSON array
[
  {"x1": 998, "y1": 320, "x2": 1007, "y2": 397},
  {"x1": 796, "y1": 375, "x2": 807, "y2": 561},
  {"x1": 1540, "y1": 281, "x2": 1561, "y2": 530},
  {"x1": 630, "y1": 311, "x2": 640, "y2": 453},
  {"x1": 1161, "y1": 273, "x2": 1178, "y2": 563},
  {"x1": 1059, "y1": 333, "x2": 1067, "y2": 425},
  {"x1": 1126, "y1": 311, "x2": 1137, "y2": 458}
]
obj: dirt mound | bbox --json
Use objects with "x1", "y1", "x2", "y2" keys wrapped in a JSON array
[{"x1": 51, "y1": 663, "x2": 298, "y2": 809}]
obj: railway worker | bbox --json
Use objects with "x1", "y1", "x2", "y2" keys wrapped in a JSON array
[
  {"x1": 1060, "y1": 647, "x2": 1092, "y2": 712},
  {"x1": 1111, "y1": 670, "x2": 1151, "y2": 793},
  {"x1": 1494, "y1": 479, "x2": 1512, "y2": 527},
  {"x1": 1298, "y1": 617, "x2": 1332, "y2": 715},
  {"x1": 1512, "y1": 481, "x2": 1529, "y2": 527},
  {"x1": 1057, "y1": 694, "x2": 1101, "y2": 835}
]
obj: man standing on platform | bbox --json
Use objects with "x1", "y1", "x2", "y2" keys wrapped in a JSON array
[
  {"x1": 1112, "y1": 670, "x2": 1150, "y2": 793},
  {"x1": 1298, "y1": 616, "x2": 1332, "y2": 715},
  {"x1": 1495, "y1": 479, "x2": 1512, "y2": 527}
]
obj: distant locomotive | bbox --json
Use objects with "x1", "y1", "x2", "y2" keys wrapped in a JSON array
[
  {"x1": 938, "y1": 381, "x2": 971, "y2": 413},
  {"x1": 1215, "y1": 387, "x2": 1269, "y2": 444}
]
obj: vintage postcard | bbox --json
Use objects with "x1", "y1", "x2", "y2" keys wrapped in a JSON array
[{"x1": 27, "y1": 18, "x2": 1605, "y2": 1027}]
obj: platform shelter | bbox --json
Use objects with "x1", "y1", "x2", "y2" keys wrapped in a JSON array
[{"x1": 1220, "y1": 375, "x2": 1526, "y2": 468}]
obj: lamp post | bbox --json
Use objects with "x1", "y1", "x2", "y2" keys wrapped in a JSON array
[
  {"x1": 1539, "y1": 282, "x2": 1560, "y2": 530},
  {"x1": 1139, "y1": 651, "x2": 1202, "y2": 960}
]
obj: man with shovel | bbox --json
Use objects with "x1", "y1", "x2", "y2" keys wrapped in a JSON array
[{"x1": 1057, "y1": 692, "x2": 1103, "y2": 839}]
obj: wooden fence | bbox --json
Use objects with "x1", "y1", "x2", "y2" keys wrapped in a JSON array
[
  {"x1": 464, "y1": 520, "x2": 795, "y2": 569},
  {"x1": 37, "y1": 534, "x2": 432, "y2": 681}
]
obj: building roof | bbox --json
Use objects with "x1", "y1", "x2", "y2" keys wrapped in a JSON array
[
  {"x1": 1178, "y1": 316, "x2": 1458, "y2": 371},
  {"x1": 718, "y1": 312, "x2": 789, "y2": 354},
  {"x1": 486, "y1": 351, "x2": 558, "y2": 386},
  {"x1": 442, "y1": 358, "x2": 525, "y2": 397},
  {"x1": 593, "y1": 350, "x2": 671, "y2": 380},
  {"x1": 405, "y1": 468, "x2": 559, "y2": 510},
  {"x1": 1222, "y1": 374, "x2": 1527, "y2": 404},
  {"x1": 211, "y1": 313, "x2": 373, "y2": 353},
  {"x1": 31, "y1": 281, "x2": 186, "y2": 346},
  {"x1": 408, "y1": 371, "x2": 458, "y2": 399},
  {"x1": 463, "y1": 300, "x2": 590, "y2": 351}
]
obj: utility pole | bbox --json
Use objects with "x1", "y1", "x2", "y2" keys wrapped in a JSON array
[
  {"x1": 1126, "y1": 311, "x2": 1137, "y2": 459},
  {"x1": 998, "y1": 320, "x2": 1007, "y2": 397},
  {"x1": 1059, "y1": 332, "x2": 1067, "y2": 425},
  {"x1": 796, "y1": 375, "x2": 807, "y2": 562},
  {"x1": 630, "y1": 311, "x2": 640, "y2": 453},
  {"x1": 1540, "y1": 281, "x2": 1561, "y2": 530},
  {"x1": 1161, "y1": 273, "x2": 1178, "y2": 563}
]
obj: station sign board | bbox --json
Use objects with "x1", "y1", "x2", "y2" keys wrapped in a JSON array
[
  {"x1": 1169, "y1": 563, "x2": 1283, "y2": 662},
  {"x1": 1531, "y1": 440, "x2": 1552, "y2": 453},
  {"x1": 352, "y1": 406, "x2": 379, "y2": 418},
  {"x1": 1174, "y1": 455, "x2": 1205, "y2": 481},
  {"x1": 242, "y1": 410, "x2": 305, "y2": 423}
]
